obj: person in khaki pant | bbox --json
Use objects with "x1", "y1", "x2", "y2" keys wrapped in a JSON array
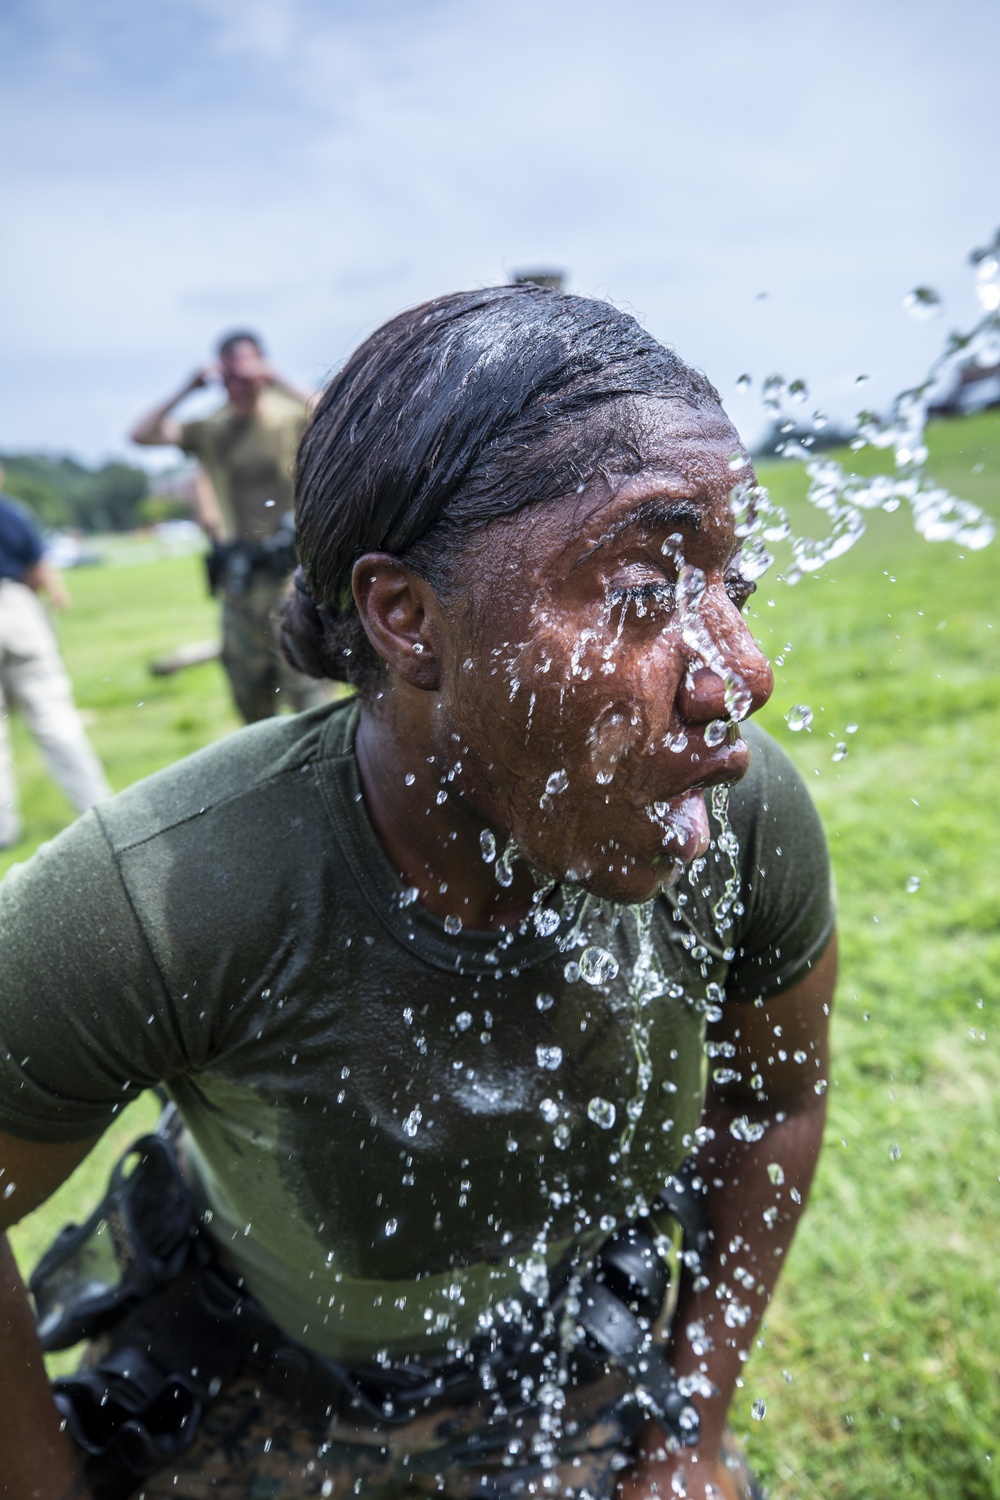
[{"x1": 0, "y1": 469, "x2": 110, "y2": 849}]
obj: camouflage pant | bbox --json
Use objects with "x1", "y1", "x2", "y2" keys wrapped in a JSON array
[
  {"x1": 129, "y1": 1375, "x2": 763, "y2": 1500},
  {"x1": 221, "y1": 577, "x2": 330, "y2": 725},
  {"x1": 131, "y1": 1369, "x2": 641, "y2": 1500}
]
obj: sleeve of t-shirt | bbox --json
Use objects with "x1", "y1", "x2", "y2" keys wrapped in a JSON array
[
  {"x1": 177, "y1": 419, "x2": 208, "y2": 460},
  {"x1": 0, "y1": 812, "x2": 191, "y2": 1142},
  {"x1": 723, "y1": 726, "x2": 836, "y2": 1003},
  {"x1": 0, "y1": 501, "x2": 44, "y2": 571}
]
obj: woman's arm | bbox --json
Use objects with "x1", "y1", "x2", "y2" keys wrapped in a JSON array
[
  {"x1": 0, "y1": 1131, "x2": 101, "y2": 1500},
  {"x1": 621, "y1": 934, "x2": 838, "y2": 1499}
]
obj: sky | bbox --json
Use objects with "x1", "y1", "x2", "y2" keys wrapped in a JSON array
[{"x1": 1, "y1": 0, "x2": 998, "y2": 467}]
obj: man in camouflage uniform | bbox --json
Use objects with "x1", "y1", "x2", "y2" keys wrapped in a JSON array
[{"x1": 130, "y1": 332, "x2": 328, "y2": 723}]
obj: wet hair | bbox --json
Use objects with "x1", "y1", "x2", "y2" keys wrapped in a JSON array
[
  {"x1": 217, "y1": 329, "x2": 265, "y2": 360},
  {"x1": 280, "y1": 285, "x2": 722, "y2": 694}
]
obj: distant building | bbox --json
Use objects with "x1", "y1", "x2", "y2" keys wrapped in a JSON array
[{"x1": 512, "y1": 269, "x2": 566, "y2": 290}]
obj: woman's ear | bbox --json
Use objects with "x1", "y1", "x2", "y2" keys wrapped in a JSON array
[{"x1": 352, "y1": 554, "x2": 442, "y2": 690}]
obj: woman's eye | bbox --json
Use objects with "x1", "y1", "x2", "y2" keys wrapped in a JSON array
[
  {"x1": 725, "y1": 573, "x2": 756, "y2": 610},
  {"x1": 609, "y1": 582, "x2": 676, "y2": 618}
]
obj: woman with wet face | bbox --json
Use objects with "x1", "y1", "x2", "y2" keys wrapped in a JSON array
[{"x1": 0, "y1": 287, "x2": 836, "y2": 1500}]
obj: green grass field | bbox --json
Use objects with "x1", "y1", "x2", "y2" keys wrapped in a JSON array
[{"x1": 3, "y1": 414, "x2": 999, "y2": 1497}]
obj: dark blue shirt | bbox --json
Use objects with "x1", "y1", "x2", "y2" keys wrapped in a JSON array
[{"x1": 0, "y1": 494, "x2": 44, "y2": 583}]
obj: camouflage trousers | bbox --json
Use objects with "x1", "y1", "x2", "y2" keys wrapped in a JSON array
[
  {"x1": 221, "y1": 577, "x2": 330, "y2": 725},
  {"x1": 129, "y1": 1374, "x2": 764, "y2": 1500}
]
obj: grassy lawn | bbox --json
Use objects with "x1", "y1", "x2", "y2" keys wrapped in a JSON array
[{"x1": 3, "y1": 415, "x2": 999, "y2": 1495}]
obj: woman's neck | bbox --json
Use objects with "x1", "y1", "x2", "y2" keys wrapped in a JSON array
[{"x1": 353, "y1": 698, "x2": 539, "y2": 933}]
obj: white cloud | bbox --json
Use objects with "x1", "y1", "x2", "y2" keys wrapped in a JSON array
[{"x1": 1, "y1": 0, "x2": 997, "y2": 460}]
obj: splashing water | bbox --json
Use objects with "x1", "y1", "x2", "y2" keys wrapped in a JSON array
[
  {"x1": 494, "y1": 835, "x2": 519, "y2": 888},
  {"x1": 708, "y1": 786, "x2": 742, "y2": 936},
  {"x1": 785, "y1": 704, "x2": 813, "y2": 733},
  {"x1": 731, "y1": 246, "x2": 997, "y2": 587}
]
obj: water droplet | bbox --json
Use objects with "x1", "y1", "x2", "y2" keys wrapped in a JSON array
[
  {"x1": 536, "y1": 1044, "x2": 563, "y2": 1071},
  {"x1": 587, "y1": 1097, "x2": 617, "y2": 1130},
  {"x1": 544, "y1": 769, "x2": 568, "y2": 796},
  {"x1": 785, "y1": 704, "x2": 813, "y2": 732},
  {"x1": 736, "y1": 373, "x2": 752, "y2": 389},
  {"x1": 404, "y1": 772, "x2": 415, "y2": 786},
  {"x1": 889, "y1": 1143, "x2": 902, "y2": 1161},
  {"x1": 479, "y1": 829, "x2": 496, "y2": 863},
  {"x1": 455, "y1": 1011, "x2": 473, "y2": 1031},
  {"x1": 402, "y1": 1106, "x2": 422, "y2": 1137},
  {"x1": 539, "y1": 1097, "x2": 559, "y2": 1123},
  {"x1": 704, "y1": 719, "x2": 730, "y2": 748},
  {"x1": 728, "y1": 451, "x2": 749, "y2": 471},
  {"x1": 903, "y1": 286, "x2": 942, "y2": 320},
  {"x1": 579, "y1": 946, "x2": 619, "y2": 986},
  {"x1": 444, "y1": 914, "x2": 463, "y2": 935},
  {"x1": 752, "y1": 1398, "x2": 767, "y2": 1421},
  {"x1": 906, "y1": 875, "x2": 921, "y2": 894},
  {"x1": 435, "y1": 789, "x2": 448, "y2": 805},
  {"x1": 767, "y1": 1162, "x2": 785, "y2": 1186},
  {"x1": 533, "y1": 907, "x2": 561, "y2": 937},
  {"x1": 730, "y1": 1115, "x2": 766, "y2": 1143},
  {"x1": 536, "y1": 992, "x2": 555, "y2": 1012},
  {"x1": 554, "y1": 1124, "x2": 571, "y2": 1149},
  {"x1": 494, "y1": 837, "x2": 518, "y2": 888},
  {"x1": 2, "y1": 1182, "x2": 15, "y2": 1200},
  {"x1": 385, "y1": 1218, "x2": 398, "y2": 1236},
  {"x1": 832, "y1": 742, "x2": 848, "y2": 761}
]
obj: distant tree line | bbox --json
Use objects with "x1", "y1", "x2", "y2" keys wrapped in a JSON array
[{"x1": 0, "y1": 452, "x2": 155, "y2": 533}]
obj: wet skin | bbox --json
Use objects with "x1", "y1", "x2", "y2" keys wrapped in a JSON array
[{"x1": 354, "y1": 398, "x2": 774, "y2": 924}]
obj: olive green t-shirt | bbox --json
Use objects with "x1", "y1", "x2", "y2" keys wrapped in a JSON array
[
  {"x1": 179, "y1": 390, "x2": 307, "y2": 544},
  {"x1": 0, "y1": 703, "x2": 833, "y2": 1359}
]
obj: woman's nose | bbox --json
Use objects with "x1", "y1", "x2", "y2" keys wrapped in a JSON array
[{"x1": 677, "y1": 617, "x2": 774, "y2": 724}]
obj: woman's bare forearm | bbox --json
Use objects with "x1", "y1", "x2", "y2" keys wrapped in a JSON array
[{"x1": 0, "y1": 1236, "x2": 90, "y2": 1499}]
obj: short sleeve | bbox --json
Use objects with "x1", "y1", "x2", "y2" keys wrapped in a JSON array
[
  {"x1": 0, "y1": 813, "x2": 183, "y2": 1142},
  {"x1": 0, "y1": 500, "x2": 44, "y2": 570},
  {"x1": 177, "y1": 419, "x2": 208, "y2": 460},
  {"x1": 723, "y1": 725, "x2": 836, "y2": 1003}
]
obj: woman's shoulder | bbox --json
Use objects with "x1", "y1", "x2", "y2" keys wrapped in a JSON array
[{"x1": 97, "y1": 699, "x2": 356, "y2": 858}]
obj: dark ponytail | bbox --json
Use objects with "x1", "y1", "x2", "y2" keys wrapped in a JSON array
[{"x1": 280, "y1": 284, "x2": 720, "y2": 694}]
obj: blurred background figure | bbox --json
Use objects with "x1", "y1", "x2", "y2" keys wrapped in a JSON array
[
  {"x1": 130, "y1": 331, "x2": 329, "y2": 723},
  {"x1": 0, "y1": 466, "x2": 111, "y2": 850}
]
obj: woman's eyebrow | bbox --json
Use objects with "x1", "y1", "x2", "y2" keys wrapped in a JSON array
[{"x1": 589, "y1": 499, "x2": 702, "y2": 554}]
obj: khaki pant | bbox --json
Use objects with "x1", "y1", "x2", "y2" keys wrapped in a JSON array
[
  {"x1": 221, "y1": 576, "x2": 330, "y2": 725},
  {"x1": 0, "y1": 580, "x2": 110, "y2": 847}
]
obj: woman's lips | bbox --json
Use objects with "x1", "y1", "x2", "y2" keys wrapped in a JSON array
[
  {"x1": 647, "y1": 735, "x2": 752, "y2": 867},
  {"x1": 650, "y1": 788, "x2": 712, "y2": 863}
]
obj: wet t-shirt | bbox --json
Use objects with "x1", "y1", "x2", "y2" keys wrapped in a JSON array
[
  {"x1": 0, "y1": 702, "x2": 833, "y2": 1360},
  {"x1": 179, "y1": 391, "x2": 307, "y2": 544}
]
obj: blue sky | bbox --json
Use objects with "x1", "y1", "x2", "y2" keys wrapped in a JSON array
[{"x1": 1, "y1": 0, "x2": 998, "y2": 464}]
